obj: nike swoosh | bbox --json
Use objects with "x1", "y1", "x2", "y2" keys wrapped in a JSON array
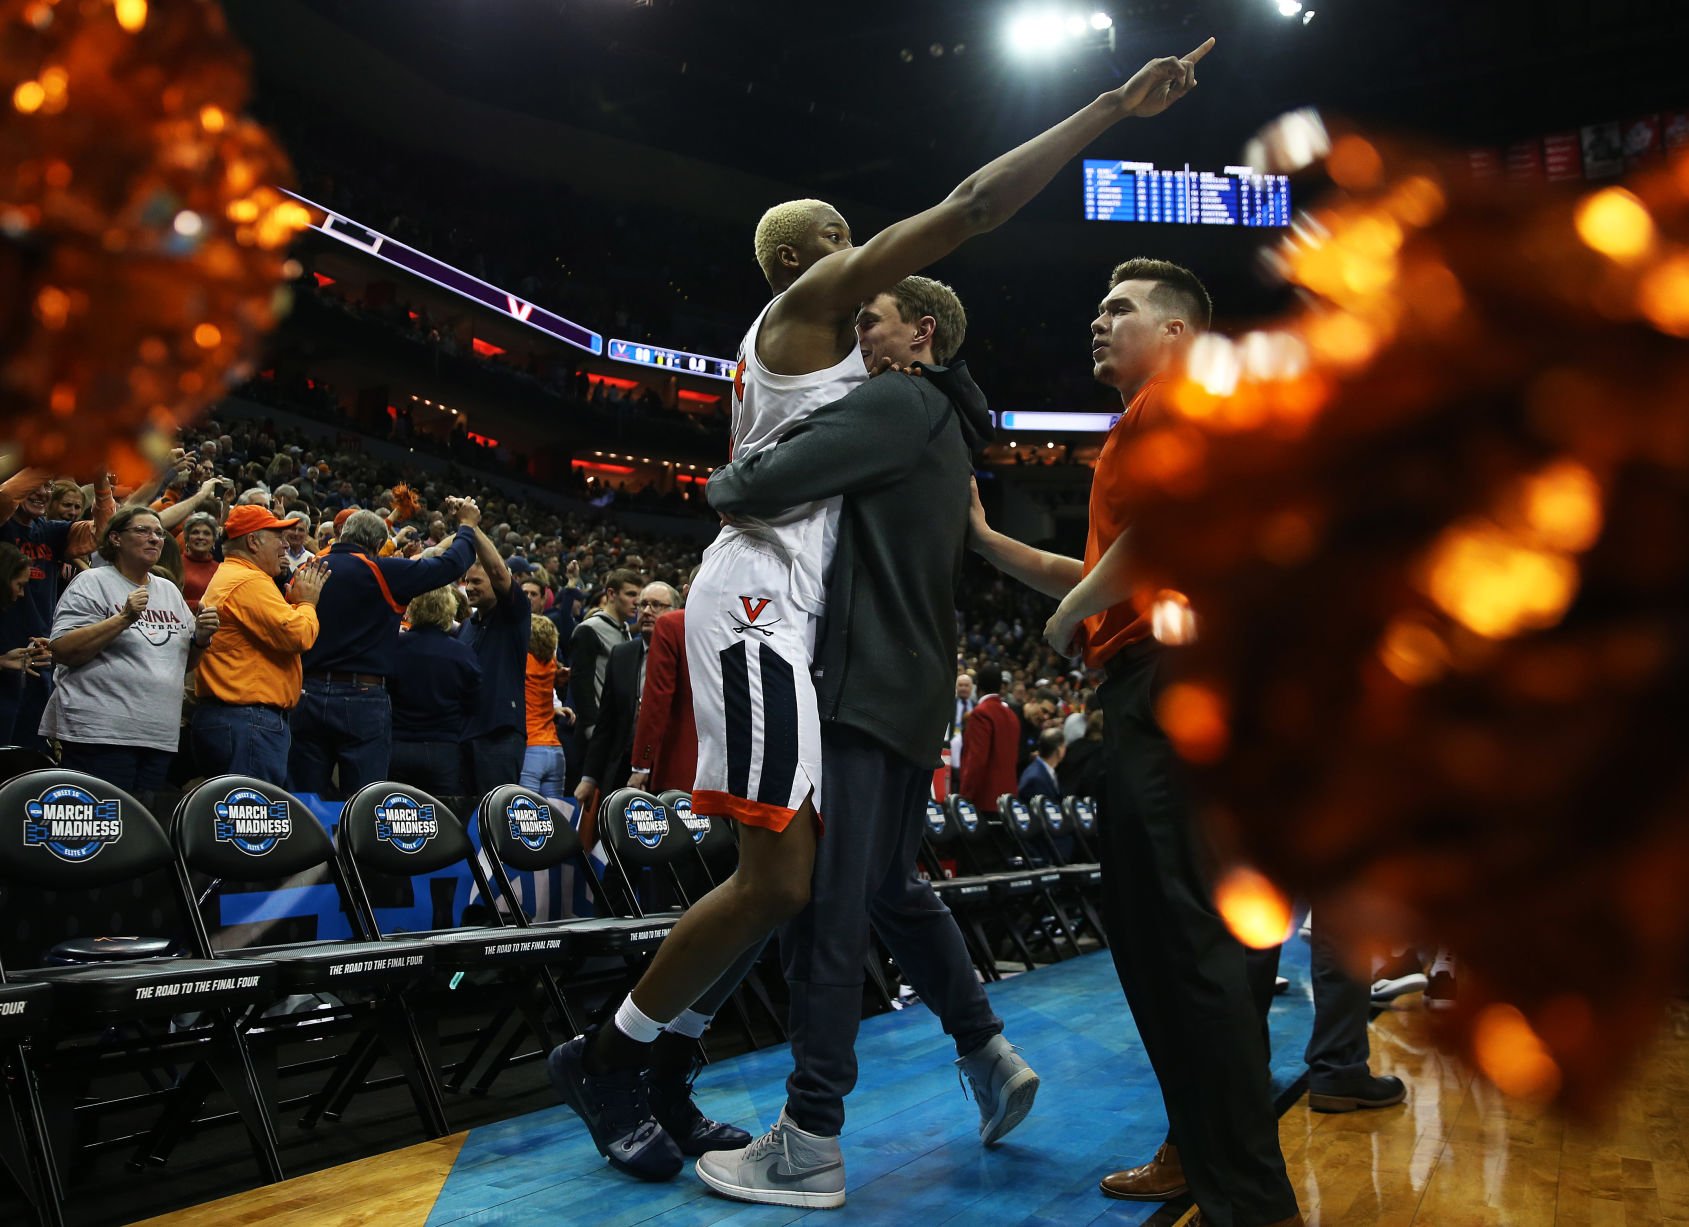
[{"x1": 767, "y1": 1161, "x2": 843, "y2": 1185}]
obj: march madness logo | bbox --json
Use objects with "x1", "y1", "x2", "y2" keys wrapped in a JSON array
[
  {"x1": 624, "y1": 797, "x2": 669, "y2": 850},
  {"x1": 1009, "y1": 800, "x2": 1034, "y2": 834},
  {"x1": 213, "y1": 787, "x2": 293, "y2": 856},
  {"x1": 730, "y1": 594, "x2": 779, "y2": 639},
  {"x1": 925, "y1": 801, "x2": 947, "y2": 839},
  {"x1": 954, "y1": 799, "x2": 981, "y2": 834},
  {"x1": 374, "y1": 793, "x2": 438, "y2": 854},
  {"x1": 24, "y1": 784, "x2": 122, "y2": 863},
  {"x1": 671, "y1": 795, "x2": 709, "y2": 845},
  {"x1": 506, "y1": 795, "x2": 555, "y2": 852}
]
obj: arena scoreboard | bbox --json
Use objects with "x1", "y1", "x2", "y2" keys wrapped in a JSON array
[
  {"x1": 607, "y1": 339, "x2": 736, "y2": 383},
  {"x1": 1082, "y1": 160, "x2": 1292, "y2": 227}
]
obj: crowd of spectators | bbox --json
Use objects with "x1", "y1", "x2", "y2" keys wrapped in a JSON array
[{"x1": 0, "y1": 399, "x2": 1097, "y2": 823}]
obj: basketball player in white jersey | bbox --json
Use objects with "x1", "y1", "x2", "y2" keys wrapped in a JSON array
[{"x1": 548, "y1": 38, "x2": 1215, "y2": 1185}]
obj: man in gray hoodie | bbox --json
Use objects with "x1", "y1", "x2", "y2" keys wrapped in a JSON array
[{"x1": 697, "y1": 276, "x2": 1032, "y2": 1206}]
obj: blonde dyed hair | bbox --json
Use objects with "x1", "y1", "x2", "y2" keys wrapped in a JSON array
[
  {"x1": 754, "y1": 198, "x2": 835, "y2": 285},
  {"x1": 407, "y1": 586, "x2": 458, "y2": 632},
  {"x1": 530, "y1": 614, "x2": 558, "y2": 663}
]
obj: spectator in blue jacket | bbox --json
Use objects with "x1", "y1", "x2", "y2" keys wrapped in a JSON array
[
  {"x1": 390, "y1": 585, "x2": 482, "y2": 797},
  {"x1": 286, "y1": 498, "x2": 487, "y2": 798}
]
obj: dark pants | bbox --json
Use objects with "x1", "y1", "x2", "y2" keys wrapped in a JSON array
[
  {"x1": 781, "y1": 723, "x2": 1003, "y2": 1137},
  {"x1": 1, "y1": 669, "x2": 51, "y2": 752},
  {"x1": 58, "y1": 741, "x2": 171, "y2": 800},
  {"x1": 288, "y1": 680, "x2": 393, "y2": 800},
  {"x1": 462, "y1": 727, "x2": 525, "y2": 798},
  {"x1": 191, "y1": 701, "x2": 291, "y2": 785},
  {"x1": 1304, "y1": 914, "x2": 1369, "y2": 1091},
  {"x1": 1098, "y1": 641, "x2": 1296, "y2": 1227},
  {"x1": 391, "y1": 737, "x2": 465, "y2": 798}
]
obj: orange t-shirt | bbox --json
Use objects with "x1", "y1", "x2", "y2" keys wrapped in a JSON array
[
  {"x1": 1079, "y1": 377, "x2": 1164, "y2": 669},
  {"x1": 525, "y1": 655, "x2": 561, "y2": 747}
]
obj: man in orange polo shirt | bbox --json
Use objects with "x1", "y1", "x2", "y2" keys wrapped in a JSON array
[
  {"x1": 968, "y1": 259, "x2": 1301, "y2": 1227},
  {"x1": 193, "y1": 505, "x2": 329, "y2": 784}
]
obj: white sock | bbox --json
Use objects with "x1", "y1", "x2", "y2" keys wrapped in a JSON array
[
  {"x1": 664, "y1": 1008, "x2": 713, "y2": 1039},
  {"x1": 612, "y1": 994, "x2": 666, "y2": 1044}
]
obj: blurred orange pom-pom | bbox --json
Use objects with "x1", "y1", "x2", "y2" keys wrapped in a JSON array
[{"x1": 0, "y1": 0, "x2": 304, "y2": 475}]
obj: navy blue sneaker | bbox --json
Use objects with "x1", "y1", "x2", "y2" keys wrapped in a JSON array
[
  {"x1": 649, "y1": 1055, "x2": 753, "y2": 1156},
  {"x1": 547, "y1": 1034, "x2": 683, "y2": 1181}
]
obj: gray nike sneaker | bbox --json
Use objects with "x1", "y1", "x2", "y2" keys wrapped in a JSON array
[
  {"x1": 694, "y1": 1108, "x2": 846, "y2": 1209},
  {"x1": 957, "y1": 1034, "x2": 1039, "y2": 1145}
]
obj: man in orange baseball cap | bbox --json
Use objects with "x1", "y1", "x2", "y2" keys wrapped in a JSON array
[{"x1": 192, "y1": 505, "x2": 330, "y2": 783}]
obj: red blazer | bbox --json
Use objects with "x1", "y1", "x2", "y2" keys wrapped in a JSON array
[
  {"x1": 630, "y1": 609, "x2": 699, "y2": 792},
  {"x1": 960, "y1": 693, "x2": 1021, "y2": 815}
]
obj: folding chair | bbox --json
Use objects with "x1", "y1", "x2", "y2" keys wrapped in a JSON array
[
  {"x1": 0, "y1": 973, "x2": 56, "y2": 1226},
  {"x1": 990, "y1": 796, "x2": 1081, "y2": 963},
  {"x1": 1026, "y1": 796, "x2": 1107, "y2": 949},
  {"x1": 0, "y1": 769, "x2": 282, "y2": 1215},
  {"x1": 919, "y1": 797, "x2": 1009, "y2": 981},
  {"x1": 449, "y1": 785, "x2": 688, "y2": 1095},
  {"x1": 652, "y1": 789, "x2": 789, "y2": 1042},
  {"x1": 323, "y1": 782, "x2": 585, "y2": 1123},
  {"x1": 133, "y1": 774, "x2": 446, "y2": 1166}
]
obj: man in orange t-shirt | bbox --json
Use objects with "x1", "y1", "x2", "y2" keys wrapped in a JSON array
[{"x1": 968, "y1": 260, "x2": 1301, "y2": 1227}]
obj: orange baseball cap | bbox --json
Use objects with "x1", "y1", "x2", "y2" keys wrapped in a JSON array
[
  {"x1": 224, "y1": 505, "x2": 304, "y2": 540},
  {"x1": 333, "y1": 507, "x2": 358, "y2": 532}
]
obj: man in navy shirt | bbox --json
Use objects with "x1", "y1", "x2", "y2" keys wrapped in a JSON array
[
  {"x1": 287, "y1": 499, "x2": 484, "y2": 798},
  {"x1": 458, "y1": 526, "x2": 531, "y2": 796},
  {"x1": 0, "y1": 469, "x2": 115, "y2": 748}
]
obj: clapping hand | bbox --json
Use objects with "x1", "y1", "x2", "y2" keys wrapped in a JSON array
[
  {"x1": 289, "y1": 558, "x2": 330, "y2": 606},
  {"x1": 122, "y1": 587, "x2": 150, "y2": 623},
  {"x1": 193, "y1": 606, "x2": 220, "y2": 647}
]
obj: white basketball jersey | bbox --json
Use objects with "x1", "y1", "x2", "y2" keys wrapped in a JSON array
[{"x1": 722, "y1": 293, "x2": 868, "y2": 614}]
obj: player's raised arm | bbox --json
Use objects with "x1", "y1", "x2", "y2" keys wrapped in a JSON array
[{"x1": 781, "y1": 39, "x2": 1213, "y2": 318}]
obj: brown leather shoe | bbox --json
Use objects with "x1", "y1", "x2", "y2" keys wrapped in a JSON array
[{"x1": 1099, "y1": 1142, "x2": 1188, "y2": 1201}]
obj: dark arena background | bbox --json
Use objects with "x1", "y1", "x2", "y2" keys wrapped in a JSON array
[{"x1": 1, "y1": 0, "x2": 1687, "y2": 1224}]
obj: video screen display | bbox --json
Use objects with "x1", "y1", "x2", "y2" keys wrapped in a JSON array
[{"x1": 1083, "y1": 160, "x2": 1291, "y2": 227}]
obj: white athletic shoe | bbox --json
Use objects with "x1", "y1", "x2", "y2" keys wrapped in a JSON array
[
  {"x1": 956, "y1": 1034, "x2": 1040, "y2": 1145},
  {"x1": 694, "y1": 1109, "x2": 846, "y2": 1210},
  {"x1": 1426, "y1": 950, "x2": 1457, "y2": 1012}
]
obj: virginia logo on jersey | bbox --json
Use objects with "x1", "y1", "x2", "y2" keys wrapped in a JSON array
[
  {"x1": 24, "y1": 784, "x2": 122, "y2": 863},
  {"x1": 374, "y1": 793, "x2": 438, "y2": 854},
  {"x1": 624, "y1": 797, "x2": 669, "y2": 850},
  {"x1": 213, "y1": 787, "x2": 292, "y2": 856},
  {"x1": 506, "y1": 795, "x2": 555, "y2": 852}
]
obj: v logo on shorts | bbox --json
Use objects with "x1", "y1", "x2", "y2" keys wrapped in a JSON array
[{"x1": 739, "y1": 595, "x2": 772, "y2": 623}]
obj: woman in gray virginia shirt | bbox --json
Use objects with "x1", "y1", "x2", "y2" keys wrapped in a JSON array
[{"x1": 41, "y1": 506, "x2": 219, "y2": 798}]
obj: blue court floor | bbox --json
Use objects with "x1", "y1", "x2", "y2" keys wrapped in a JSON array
[{"x1": 422, "y1": 941, "x2": 1314, "y2": 1226}]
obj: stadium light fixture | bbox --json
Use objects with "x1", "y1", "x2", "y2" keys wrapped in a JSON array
[
  {"x1": 1277, "y1": 0, "x2": 1303, "y2": 15},
  {"x1": 1005, "y1": 8, "x2": 1115, "y2": 56}
]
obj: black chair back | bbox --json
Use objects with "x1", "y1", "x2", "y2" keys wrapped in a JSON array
[
  {"x1": 599, "y1": 788, "x2": 688, "y2": 869},
  {"x1": 997, "y1": 795, "x2": 1037, "y2": 841},
  {"x1": 0, "y1": 746, "x2": 54, "y2": 785},
  {"x1": 1032, "y1": 796, "x2": 1067, "y2": 841},
  {"x1": 924, "y1": 799, "x2": 951, "y2": 844},
  {"x1": 0, "y1": 769, "x2": 170, "y2": 889},
  {"x1": 658, "y1": 790, "x2": 733, "y2": 860},
  {"x1": 945, "y1": 795, "x2": 984, "y2": 842},
  {"x1": 174, "y1": 775, "x2": 332, "y2": 880},
  {"x1": 479, "y1": 785, "x2": 581, "y2": 873},
  {"x1": 339, "y1": 783, "x2": 471, "y2": 877}
]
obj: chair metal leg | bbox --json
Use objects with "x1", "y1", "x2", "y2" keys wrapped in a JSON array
[{"x1": 298, "y1": 1031, "x2": 377, "y2": 1130}]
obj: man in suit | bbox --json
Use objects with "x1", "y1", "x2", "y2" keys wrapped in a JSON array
[
  {"x1": 960, "y1": 689, "x2": 1020, "y2": 817},
  {"x1": 627, "y1": 572, "x2": 699, "y2": 794},
  {"x1": 948, "y1": 671, "x2": 976, "y2": 788},
  {"x1": 574, "y1": 581, "x2": 680, "y2": 826},
  {"x1": 1017, "y1": 727, "x2": 1064, "y2": 805}
]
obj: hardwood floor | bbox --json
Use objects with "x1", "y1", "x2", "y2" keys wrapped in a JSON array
[
  {"x1": 1278, "y1": 999, "x2": 1689, "y2": 1225},
  {"x1": 131, "y1": 955, "x2": 1689, "y2": 1226}
]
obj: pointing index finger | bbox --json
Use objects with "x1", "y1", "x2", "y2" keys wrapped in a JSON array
[{"x1": 1183, "y1": 36, "x2": 1215, "y2": 64}]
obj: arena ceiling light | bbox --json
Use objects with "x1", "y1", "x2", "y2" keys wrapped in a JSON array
[{"x1": 1005, "y1": 8, "x2": 1116, "y2": 57}]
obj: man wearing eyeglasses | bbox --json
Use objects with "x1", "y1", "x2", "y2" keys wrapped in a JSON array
[
  {"x1": 193, "y1": 505, "x2": 330, "y2": 783},
  {"x1": 574, "y1": 582, "x2": 680, "y2": 823}
]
